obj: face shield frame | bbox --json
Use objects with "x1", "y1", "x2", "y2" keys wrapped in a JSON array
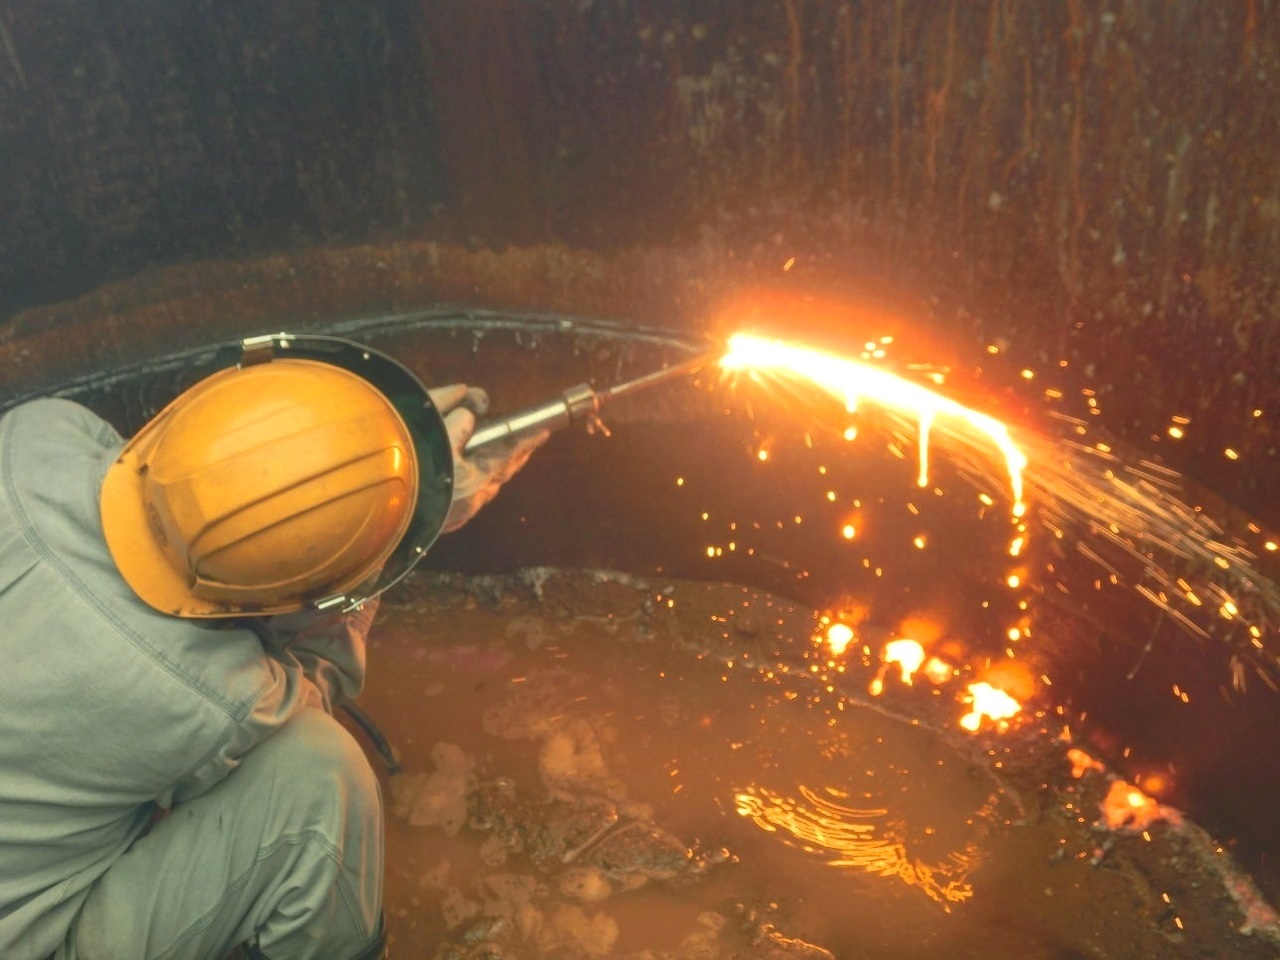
[{"x1": 212, "y1": 332, "x2": 454, "y2": 614}]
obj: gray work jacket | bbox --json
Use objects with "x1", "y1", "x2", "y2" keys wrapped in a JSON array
[{"x1": 0, "y1": 399, "x2": 372, "y2": 960}]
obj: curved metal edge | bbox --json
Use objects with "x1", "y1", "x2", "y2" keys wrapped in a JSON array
[{"x1": 0, "y1": 308, "x2": 714, "y2": 414}]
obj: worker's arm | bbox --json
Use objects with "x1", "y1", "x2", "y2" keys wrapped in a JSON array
[
  {"x1": 252, "y1": 600, "x2": 379, "y2": 713},
  {"x1": 430, "y1": 383, "x2": 548, "y2": 532},
  {"x1": 228, "y1": 381, "x2": 543, "y2": 718},
  {"x1": 163, "y1": 616, "x2": 365, "y2": 805}
]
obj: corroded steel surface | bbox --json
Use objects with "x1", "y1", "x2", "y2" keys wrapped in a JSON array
[{"x1": 0, "y1": 1, "x2": 1278, "y2": 519}]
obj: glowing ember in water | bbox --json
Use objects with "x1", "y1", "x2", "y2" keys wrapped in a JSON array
[
  {"x1": 826, "y1": 622, "x2": 855, "y2": 656},
  {"x1": 884, "y1": 639, "x2": 926, "y2": 685},
  {"x1": 1099, "y1": 779, "x2": 1179, "y2": 833},
  {"x1": 1067, "y1": 747, "x2": 1105, "y2": 779},
  {"x1": 868, "y1": 639, "x2": 933, "y2": 697},
  {"x1": 721, "y1": 333, "x2": 1028, "y2": 516},
  {"x1": 923, "y1": 657, "x2": 953, "y2": 685},
  {"x1": 959, "y1": 682, "x2": 1021, "y2": 732}
]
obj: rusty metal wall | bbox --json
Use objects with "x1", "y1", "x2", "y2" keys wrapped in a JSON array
[{"x1": 1, "y1": 0, "x2": 1278, "y2": 518}]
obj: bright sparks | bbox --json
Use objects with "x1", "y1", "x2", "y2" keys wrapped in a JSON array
[
  {"x1": 721, "y1": 333, "x2": 1028, "y2": 515},
  {"x1": 959, "y1": 682, "x2": 1021, "y2": 732}
]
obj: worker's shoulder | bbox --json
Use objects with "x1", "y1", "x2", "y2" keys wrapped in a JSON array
[
  {"x1": 0, "y1": 398, "x2": 119, "y2": 546},
  {"x1": 3, "y1": 396, "x2": 120, "y2": 445},
  {"x1": 1, "y1": 401, "x2": 122, "y2": 494}
]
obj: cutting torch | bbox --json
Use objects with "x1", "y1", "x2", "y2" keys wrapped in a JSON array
[
  {"x1": 463, "y1": 351, "x2": 715, "y2": 453},
  {"x1": 347, "y1": 347, "x2": 715, "y2": 772}
]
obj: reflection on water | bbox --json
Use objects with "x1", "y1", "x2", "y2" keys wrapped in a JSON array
[{"x1": 734, "y1": 784, "x2": 981, "y2": 908}]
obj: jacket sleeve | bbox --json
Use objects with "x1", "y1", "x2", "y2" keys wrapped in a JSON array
[
  {"x1": 167, "y1": 601, "x2": 381, "y2": 805},
  {"x1": 255, "y1": 598, "x2": 381, "y2": 712}
]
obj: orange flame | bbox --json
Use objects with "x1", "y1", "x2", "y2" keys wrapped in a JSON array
[
  {"x1": 869, "y1": 639, "x2": 934, "y2": 697},
  {"x1": 959, "y1": 682, "x2": 1021, "y2": 732},
  {"x1": 1067, "y1": 748, "x2": 1105, "y2": 779},
  {"x1": 1099, "y1": 780, "x2": 1179, "y2": 833},
  {"x1": 826, "y1": 623, "x2": 856, "y2": 656},
  {"x1": 721, "y1": 333, "x2": 1028, "y2": 515},
  {"x1": 923, "y1": 657, "x2": 953, "y2": 685},
  {"x1": 884, "y1": 639, "x2": 926, "y2": 685}
]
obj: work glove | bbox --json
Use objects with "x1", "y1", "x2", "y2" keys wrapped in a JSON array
[{"x1": 428, "y1": 383, "x2": 548, "y2": 533}]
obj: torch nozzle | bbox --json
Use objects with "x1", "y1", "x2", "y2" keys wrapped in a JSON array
[{"x1": 463, "y1": 350, "x2": 716, "y2": 453}]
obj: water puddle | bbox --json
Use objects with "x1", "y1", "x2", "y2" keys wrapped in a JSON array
[{"x1": 353, "y1": 567, "x2": 1277, "y2": 959}]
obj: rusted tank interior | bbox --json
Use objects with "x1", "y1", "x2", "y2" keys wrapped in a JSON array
[{"x1": 3, "y1": 3, "x2": 1280, "y2": 957}]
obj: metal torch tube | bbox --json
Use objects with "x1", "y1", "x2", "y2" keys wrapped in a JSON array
[
  {"x1": 462, "y1": 351, "x2": 716, "y2": 453},
  {"x1": 464, "y1": 382, "x2": 599, "y2": 452}
]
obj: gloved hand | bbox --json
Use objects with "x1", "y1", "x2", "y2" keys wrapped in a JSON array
[{"x1": 428, "y1": 383, "x2": 548, "y2": 533}]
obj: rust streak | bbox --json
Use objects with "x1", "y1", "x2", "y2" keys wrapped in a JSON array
[
  {"x1": 838, "y1": 2, "x2": 855, "y2": 192},
  {"x1": 889, "y1": 0, "x2": 904, "y2": 196},
  {"x1": 0, "y1": 13, "x2": 26, "y2": 91},
  {"x1": 924, "y1": 0, "x2": 958, "y2": 195},
  {"x1": 783, "y1": 0, "x2": 804, "y2": 179}
]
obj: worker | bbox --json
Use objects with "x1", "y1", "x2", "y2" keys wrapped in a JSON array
[{"x1": 0, "y1": 337, "x2": 544, "y2": 959}]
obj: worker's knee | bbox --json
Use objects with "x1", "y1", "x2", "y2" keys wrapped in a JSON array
[
  {"x1": 65, "y1": 709, "x2": 383, "y2": 960},
  {"x1": 259, "y1": 708, "x2": 382, "y2": 838}
]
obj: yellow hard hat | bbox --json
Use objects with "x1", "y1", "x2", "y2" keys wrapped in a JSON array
[{"x1": 102, "y1": 353, "x2": 423, "y2": 618}]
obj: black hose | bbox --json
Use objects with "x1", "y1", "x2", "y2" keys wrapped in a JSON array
[{"x1": 339, "y1": 701, "x2": 402, "y2": 776}]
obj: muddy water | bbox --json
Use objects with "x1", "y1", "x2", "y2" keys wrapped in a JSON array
[{"x1": 350, "y1": 568, "x2": 1277, "y2": 959}]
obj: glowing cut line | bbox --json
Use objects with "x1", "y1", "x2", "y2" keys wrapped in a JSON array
[{"x1": 722, "y1": 333, "x2": 1028, "y2": 516}]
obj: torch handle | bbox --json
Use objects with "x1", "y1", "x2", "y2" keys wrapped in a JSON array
[{"x1": 463, "y1": 383, "x2": 599, "y2": 453}]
